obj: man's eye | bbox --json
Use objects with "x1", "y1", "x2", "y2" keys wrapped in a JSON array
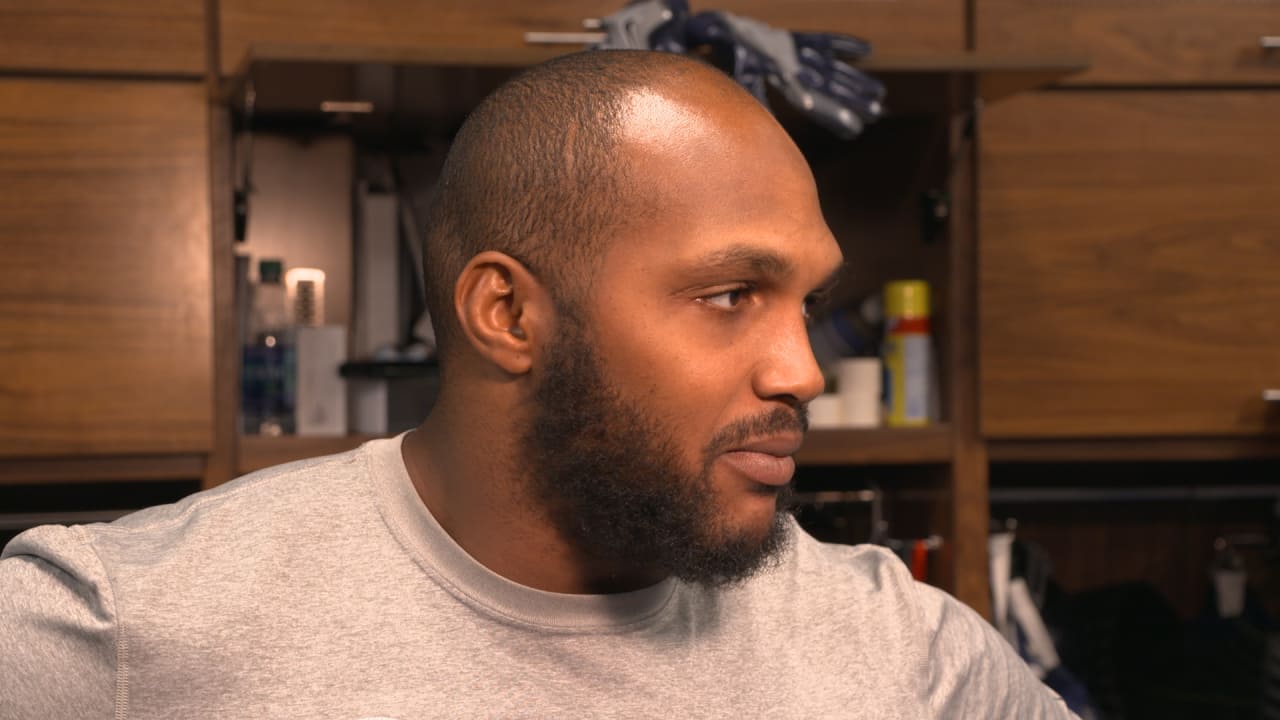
[
  {"x1": 803, "y1": 292, "x2": 831, "y2": 322},
  {"x1": 802, "y1": 296, "x2": 818, "y2": 321},
  {"x1": 703, "y1": 287, "x2": 751, "y2": 310}
]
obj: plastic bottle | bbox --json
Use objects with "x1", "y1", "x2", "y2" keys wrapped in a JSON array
[
  {"x1": 242, "y1": 259, "x2": 296, "y2": 435},
  {"x1": 882, "y1": 280, "x2": 934, "y2": 427}
]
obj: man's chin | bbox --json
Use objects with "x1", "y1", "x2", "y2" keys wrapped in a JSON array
[
  {"x1": 736, "y1": 480, "x2": 796, "y2": 533},
  {"x1": 675, "y1": 507, "x2": 794, "y2": 588},
  {"x1": 735, "y1": 500, "x2": 789, "y2": 545}
]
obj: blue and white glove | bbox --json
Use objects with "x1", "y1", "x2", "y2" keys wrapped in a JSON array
[
  {"x1": 594, "y1": 2, "x2": 884, "y2": 139},
  {"x1": 686, "y1": 11, "x2": 884, "y2": 139},
  {"x1": 594, "y1": 0, "x2": 691, "y2": 54}
]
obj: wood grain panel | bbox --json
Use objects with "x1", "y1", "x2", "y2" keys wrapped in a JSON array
[
  {"x1": 0, "y1": 1, "x2": 204, "y2": 75},
  {"x1": 997, "y1": 502, "x2": 1272, "y2": 619},
  {"x1": 991, "y1": 436, "x2": 1280, "y2": 462},
  {"x1": 237, "y1": 434, "x2": 380, "y2": 475},
  {"x1": 977, "y1": 0, "x2": 1280, "y2": 84},
  {"x1": 220, "y1": 0, "x2": 962, "y2": 75},
  {"x1": 204, "y1": 105, "x2": 236, "y2": 489},
  {"x1": 797, "y1": 427, "x2": 953, "y2": 465},
  {"x1": 0, "y1": 79, "x2": 213, "y2": 458},
  {"x1": 945, "y1": 76, "x2": 991, "y2": 616},
  {"x1": 980, "y1": 92, "x2": 1280, "y2": 438},
  {"x1": 0, "y1": 455, "x2": 206, "y2": 485}
]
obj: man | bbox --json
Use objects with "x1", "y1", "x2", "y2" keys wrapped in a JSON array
[{"x1": 1, "y1": 51, "x2": 1074, "y2": 718}]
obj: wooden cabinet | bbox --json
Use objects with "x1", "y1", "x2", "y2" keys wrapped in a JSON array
[
  {"x1": 0, "y1": 1, "x2": 205, "y2": 76},
  {"x1": 219, "y1": 0, "x2": 963, "y2": 75},
  {"x1": 216, "y1": 48, "x2": 1087, "y2": 612},
  {"x1": 977, "y1": 0, "x2": 1280, "y2": 84},
  {"x1": 0, "y1": 79, "x2": 213, "y2": 458},
  {"x1": 980, "y1": 91, "x2": 1280, "y2": 438}
]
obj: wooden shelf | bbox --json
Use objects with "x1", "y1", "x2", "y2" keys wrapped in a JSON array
[
  {"x1": 232, "y1": 41, "x2": 1089, "y2": 74},
  {"x1": 224, "y1": 43, "x2": 1088, "y2": 115},
  {"x1": 237, "y1": 426, "x2": 952, "y2": 477},
  {"x1": 861, "y1": 53, "x2": 1089, "y2": 103},
  {"x1": 237, "y1": 434, "x2": 383, "y2": 476},
  {"x1": 0, "y1": 455, "x2": 206, "y2": 486},
  {"x1": 989, "y1": 435, "x2": 1280, "y2": 463},
  {"x1": 797, "y1": 425, "x2": 953, "y2": 466}
]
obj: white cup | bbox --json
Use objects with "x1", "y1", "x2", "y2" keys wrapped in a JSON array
[
  {"x1": 837, "y1": 358, "x2": 882, "y2": 428},
  {"x1": 808, "y1": 394, "x2": 843, "y2": 429}
]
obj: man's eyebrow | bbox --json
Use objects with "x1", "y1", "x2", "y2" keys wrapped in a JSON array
[{"x1": 692, "y1": 245, "x2": 795, "y2": 279}]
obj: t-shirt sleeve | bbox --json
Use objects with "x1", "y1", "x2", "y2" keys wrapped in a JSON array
[
  {"x1": 0, "y1": 525, "x2": 120, "y2": 720},
  {"x1": 914, "y1": 580, "x2": 1078, "y2": 719}
]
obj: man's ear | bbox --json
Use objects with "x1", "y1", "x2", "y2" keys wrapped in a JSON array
[{"x1": 453, "y1": 251, "x2": 548, "y2": 376}]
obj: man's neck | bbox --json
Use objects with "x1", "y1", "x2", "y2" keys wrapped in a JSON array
[{"x1": 402, "y1": 402, "x2": 665, "y2": 595}]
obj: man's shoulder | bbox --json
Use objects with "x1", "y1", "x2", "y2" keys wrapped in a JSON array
[
  {"x1": 783, "y1": 522, "x2": 918, "y2": 595},
  {"x1": 119, "y1": 444, "x2": 365, "y2": 541},
  {"x1": 3, "y1": 440, "x2": 378, "y2": 577},
  {"x1": 720, "y1": 521, "x2": 938, "y2": 640},
  {"x1": 778, "y1": 525, "x2": 984, "y2": 630},
  {"x1": 129, "y1": 445, "x2": 365, "y2": 526}
]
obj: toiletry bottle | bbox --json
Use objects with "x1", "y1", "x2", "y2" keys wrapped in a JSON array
[
  {"x1": 882, "y1": 280, "x2": 934, "y2": 427},
  {"x1": 242, "y1": 259, "x2": 295, "y2": 435}
]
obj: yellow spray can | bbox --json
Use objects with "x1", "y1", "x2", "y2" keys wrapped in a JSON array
[{"x1": 882, "y1": 280, "x2": 934, "y2": 427}]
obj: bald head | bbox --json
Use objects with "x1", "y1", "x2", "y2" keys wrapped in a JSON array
[{"x1": 421, "y1": 50, "x2": 778, "y2": 366}]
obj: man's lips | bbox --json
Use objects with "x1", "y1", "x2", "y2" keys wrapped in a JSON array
[{"x1": 717, "y1": 434, "x2": 803, "y2": 487}]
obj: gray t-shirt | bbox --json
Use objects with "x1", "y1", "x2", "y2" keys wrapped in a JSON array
[{"x1": 1, "y1": 435, "x2": 1074, "y2": 719}]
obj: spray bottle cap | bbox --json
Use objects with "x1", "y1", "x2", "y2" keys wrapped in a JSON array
[{"x1": 885, "y1": 280, "x2": 930, "y2": 318}]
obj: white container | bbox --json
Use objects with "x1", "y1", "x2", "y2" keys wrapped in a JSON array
[
  {"x1": 808, "y1": 394, "x2": 843, "y2": 429},
  {"x1": 295, "y1": 325, "x2": 348, "y2": 436},
  {"x1": 837, "y1": 357, "x2": 882, "y2": 428}
]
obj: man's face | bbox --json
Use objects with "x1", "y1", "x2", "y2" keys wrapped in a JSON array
[
  {"x1": 523, "y1": 89, "x2": 843, "y2": 587},
  {"x1": 524, "y1": 308, "x2": 801, "y2": 587}
]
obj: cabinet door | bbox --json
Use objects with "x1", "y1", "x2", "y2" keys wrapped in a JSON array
[
  {"x1": 980, "y1": 91, "x2": 1280, "y2": 438},
  {"x1": 0, "y1": 1, "x2": 205, "y2": 75},
  {"x1": 0, "y1": 80, "x2": 213, "y2": 457},
  {"x1": 977, "y1": 0, "x2": 1280, "y2": 84},
  {"x1": 220, "y1": 0, "x2": 962, "y2": 75}
]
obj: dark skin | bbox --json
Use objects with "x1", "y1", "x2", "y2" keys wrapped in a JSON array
[{"x1": 403, "y1": 67, "x2": 843, "y2": 595}]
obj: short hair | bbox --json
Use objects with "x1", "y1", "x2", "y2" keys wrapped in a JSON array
[{"x1": 420, "y1": 50, "x2": 728, "y2": 365}]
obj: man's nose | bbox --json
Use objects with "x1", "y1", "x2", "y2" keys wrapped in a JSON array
[{"x1": 752, "y1": 315, "x2": 826, "y2": 407}]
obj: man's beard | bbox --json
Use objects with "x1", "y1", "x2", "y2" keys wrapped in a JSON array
[{"x1": 521, "y1": 312, "x2": 804, "y2": 589}]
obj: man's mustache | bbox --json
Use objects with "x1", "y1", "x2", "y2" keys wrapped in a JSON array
[{"x1": 705, "y1": 406, "x2": 809, "y2": 457}]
